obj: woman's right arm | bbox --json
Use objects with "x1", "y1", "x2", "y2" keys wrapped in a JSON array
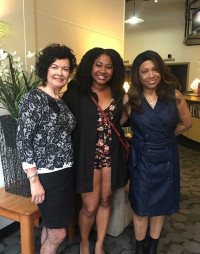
[
  {"x1": 120, "y1": 94, "x2": 131, "y2": 126},
  {"x1": 25, "y1": 167, "x2": 45, "y2": 204},
  {"x1": 17, "y1": 95, "x2": 45, "y2": 204}
]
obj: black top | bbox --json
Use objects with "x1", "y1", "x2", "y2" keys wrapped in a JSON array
[
  {"x1": 62, "y1": 81, "x2": 129, "y2": 193},
  {"x1": 17, "y1": 88, "x2": 76, "y2": 173}
]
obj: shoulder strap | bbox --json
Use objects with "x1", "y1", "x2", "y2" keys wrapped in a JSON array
[{"x1": 91, "y1": 96, "x2": 128, "y2": 152}]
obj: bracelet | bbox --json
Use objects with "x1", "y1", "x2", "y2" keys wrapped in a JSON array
[{"x1": 27, "y1": 172, "x2": 38, "y2": 179}]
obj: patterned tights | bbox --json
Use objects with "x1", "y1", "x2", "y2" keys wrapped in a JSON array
[{"x1": 40, "y1": 226, "x2": 67, "y2": 254}]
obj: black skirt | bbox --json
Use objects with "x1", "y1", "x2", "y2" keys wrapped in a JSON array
[{"x1": 38, "y1": 167, "x2": 74, "y2": 229}]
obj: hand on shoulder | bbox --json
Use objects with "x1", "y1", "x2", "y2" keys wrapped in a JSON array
[
  {"x1": 120, "y1": 94, "x2": 131, "y2": 126},
  {"x1": 174, "y1": 89, "x2": 192, "y2": 135},
  {"x1": 175, "y1": 89, "x2": 183, "y2": 102},
  {"x1": 122, "y1": 93, "x2": 129, "y2": 105}
]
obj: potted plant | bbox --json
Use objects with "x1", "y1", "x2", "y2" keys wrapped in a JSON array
[
  {"x1": 0, "y1": 49, "x2": 41, "y2": 120},
  {"x1": 0, "y1": 49, "x2": 41, "y2": 197}
]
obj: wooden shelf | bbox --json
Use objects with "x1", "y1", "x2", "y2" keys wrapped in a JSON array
[
  {"x1": 183, "y1": 93, "x2": 200, "y2": 102},
  {"x1": 183, "y1": 117, "x2": 200, "y2": 142},
  {"x1": 183, "y1": 93, "x2": 200, "y2": 142}
]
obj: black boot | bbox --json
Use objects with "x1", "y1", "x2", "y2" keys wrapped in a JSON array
[
  {"x1": 147, "y1": 236, "x2": 159, "y2": 254},
  {"x1": 135, "y1": 239, "x2": 146, "y2": 254}
]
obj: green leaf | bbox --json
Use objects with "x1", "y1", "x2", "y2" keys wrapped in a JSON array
[{"x1": 0, "y1": 51, "x2": 41, "y2": 119}]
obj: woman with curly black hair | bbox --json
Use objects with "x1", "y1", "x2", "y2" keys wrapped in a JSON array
[
  {"x1": 17, "y1": 43, "x2": 76, "y2": 254},
  {"x1": 121, "y1": 50, "x2": 192, "y2": 254},
  {"x1": 63, "y1": 47, "x2": 129, "y2": 254}
]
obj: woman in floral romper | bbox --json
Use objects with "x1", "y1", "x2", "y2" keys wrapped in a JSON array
[
  {"x1": 94, "y1": 100, "x2": 116, "y2": 170},
  {"x1": 63, "y1": 47, "x2": 129, "y2": 254}
]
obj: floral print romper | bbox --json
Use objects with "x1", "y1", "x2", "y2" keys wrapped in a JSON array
[{"x1": 94, "y1": 99, "x2": 116, "y2": 169}]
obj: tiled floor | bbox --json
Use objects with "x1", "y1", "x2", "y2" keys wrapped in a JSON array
[{"x1": 0, "y1": 139, "x2": 200, "y2": 253}]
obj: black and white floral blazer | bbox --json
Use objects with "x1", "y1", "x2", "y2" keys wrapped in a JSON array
[{"x1": 17, "y1": 88, "x2": 76, "y2": 174}]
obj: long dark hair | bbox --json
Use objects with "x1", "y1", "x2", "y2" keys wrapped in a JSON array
[
  {"x1": 128, "y1": 50, "x2": 180, "y2": 112},
  {"x1": 75, "y1": 47, "x2": 125, "y2": 100}
]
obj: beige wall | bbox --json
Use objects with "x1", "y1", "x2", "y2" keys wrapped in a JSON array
[
  {"x1": 0, "y1": 0, "x2": 125, "y2": 228},
  {"x1": 0, "y1": 0, "x2": 125, "y2": 115},
  {"x1": 1, "y1": 0, "x2": 125, "y2": 61},
  {"x1": 0, "y1": 0, "x2": 36, "y2": 115},
  {"x1": 0, "y1": 0, "x2": 36, "y2": 64},
  {"x1": 34, "y1": 0, "x2": 125, "y2": 62},
  {"x1": 124, "y1": 0, "x2": 200, "y2": 89}
]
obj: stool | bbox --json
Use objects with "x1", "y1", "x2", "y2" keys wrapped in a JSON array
[{"x1": 0, "y1": 187, "x2": 75, "y2": 254}]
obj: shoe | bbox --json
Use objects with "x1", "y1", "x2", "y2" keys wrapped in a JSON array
[
  {"x1": 135, "y1": 238, "x2": 146, "y2": 254},
  {"x1": 147, "y1": 236, "x2": 159, "y2": 254}
]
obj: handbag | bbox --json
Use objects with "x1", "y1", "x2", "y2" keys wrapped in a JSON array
[{"x1": 91, "y1": 96, "x2": 130, "y2": 162}]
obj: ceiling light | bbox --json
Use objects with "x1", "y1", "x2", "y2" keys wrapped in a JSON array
[
  {"x1": 125, "y1": 16, "x2": 144, "y2": 24},
  {"x1": 125, "y1": 0, "x2": 144, "y2": 24}
]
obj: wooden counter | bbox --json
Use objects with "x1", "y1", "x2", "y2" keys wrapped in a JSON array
[{"x1": 183, "y1": 93, "x2": 200, "y2": 143}]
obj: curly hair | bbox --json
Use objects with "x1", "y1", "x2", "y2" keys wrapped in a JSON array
[
  {"x1": 128, "y1": 50, "x2": 181, "y2": 112},
  {"x1": 35, "y1": 43, "x2": 76, "y2": 85},
  {"x1": 75, "y1": 47, "x2": 125, "y2": 99}
]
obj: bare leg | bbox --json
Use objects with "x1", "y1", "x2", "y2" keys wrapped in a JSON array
[
  {"x1": 79, "y1": 170, "x2": 101, "y2": 254},
  {"x1": 149, "y1": 216, "x2": 164, "y2": 239},
  {"x1": 95, "y1": 167, "x2": 112, "y2": 254},
  {"x1": 133, "y1": 212, "x2": 148, "y2": 240},
  {"x1": 40, "y1": 227, "x2": 67, "y2": 254}
]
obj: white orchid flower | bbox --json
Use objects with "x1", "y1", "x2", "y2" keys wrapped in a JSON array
[
  {"x1": 18, "y1": 72, "x2": 23, "y2": 78},
  {"x1": 13, "y1": 56, "x2": 21, "y2": 63},
  {"x1": 3, "y1": 68, "x2": 9, "y2": 74},
  {"x1": 27, "y1": 51, "x2": 36, "y2": 59},
  {"x1": 0, "y1": 49, "x2": 8, "y2": 60},
  {"x1": 30, "y1": 65, "x2": 35, "y2": 72},
  {"x1": 1, "y1": 61, "x2": 7, "y2": 69},
  {"x1": 0, "y1": 68, "x2": 9, "y2": 79},
  {"x1": 15, "y1": 63, "x2": 22, "y2": 68},
  {"x1": 0, "y1": 49, "x2": 41, "y2": 119}
]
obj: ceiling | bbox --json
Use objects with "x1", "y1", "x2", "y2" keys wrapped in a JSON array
[
  {"x1": 125, "y1": 0, "x2": 185, "y2": 31},
  {"x1": 125, "y1": 0, "x2": 184, "y2": 7},
  {"x1": 126, "y1": 0, "x2": 150, "y2": 1}
]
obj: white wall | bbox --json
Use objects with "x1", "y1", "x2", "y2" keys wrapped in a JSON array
[
  {"x1": 34, "y1": 0, "x2": 125, "y2": 62},
  {"x1": 124, "y1": 0, "x2": 200, "y2": 89},
  {"x1": 0, "y1": 0, "x2": 125, "y2": 116},
  {"x1": 0, "y1": 0, "x2": 36, "y2": 115},
  {"x1": 0, "y1": 108, "x2": 9, "y2": 116},
  {"x1": 0, "y1": 0, "x2": 125, "y2": 229},
  {"x1": 0, "y1": 0, "x2": 36, "y2": 66}
]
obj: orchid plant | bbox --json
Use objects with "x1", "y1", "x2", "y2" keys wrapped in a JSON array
[{"x1": 0, "y1": 49, "x2": 41, "y2": 120}]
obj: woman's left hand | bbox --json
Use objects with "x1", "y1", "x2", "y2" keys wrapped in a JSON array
[
  {"x1": 29, "y1": 176, "x2": 45, "y2": 204},
  {"x1": 175, "y1": 90, "x2": 192, "y2": 135}
]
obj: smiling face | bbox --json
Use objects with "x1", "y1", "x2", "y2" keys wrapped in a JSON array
[
  {"x1": 46, "y1": 58, "x2": 70, "y2": 90},
  {"x1": 139, "y1": 60, "x2": 161, "y2": 91},
  {"x1": 91, "y1": 54, "x2": 113, "y2": 89}
]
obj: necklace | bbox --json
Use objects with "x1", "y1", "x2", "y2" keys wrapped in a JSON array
[{"x1": 150, "y1": 102, "x2": 154, "y2": 107}]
